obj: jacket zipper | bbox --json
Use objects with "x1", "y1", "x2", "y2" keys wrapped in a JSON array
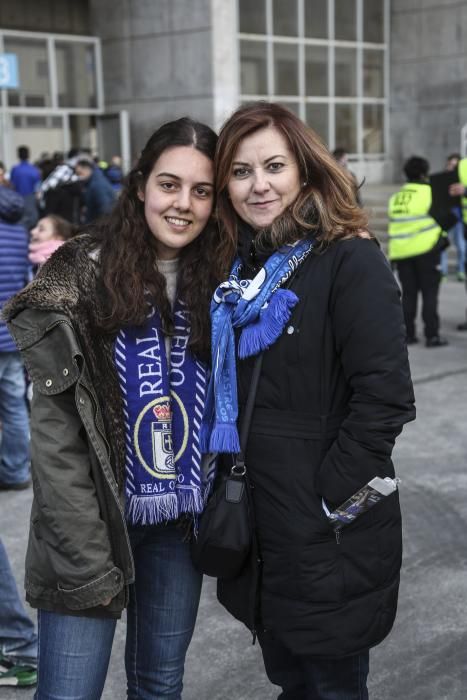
[{"x1": 80, "y1": 380, "x2": 112, "y2": 456}]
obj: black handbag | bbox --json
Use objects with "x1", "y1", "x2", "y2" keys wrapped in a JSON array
[{"x1": 190, "y1": 353, "x2": 263, "y2": 579}]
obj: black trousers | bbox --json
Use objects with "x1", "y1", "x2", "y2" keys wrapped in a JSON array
[
  {"x1": 257, "y1": 630, "x2": 369, "y2": 700},
  {"x1": 396, "y1": 248, "x2": 441, "y2": 340}
]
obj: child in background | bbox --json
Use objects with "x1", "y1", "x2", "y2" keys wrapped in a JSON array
[{"x1": 29, "y1": 215, "x2": 75, "y2": 267}]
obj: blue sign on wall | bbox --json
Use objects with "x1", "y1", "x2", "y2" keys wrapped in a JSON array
[{"x1": 0, "y1": 54, "x2": 19, "y2": 89}]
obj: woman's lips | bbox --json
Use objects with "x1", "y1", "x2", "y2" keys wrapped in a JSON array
[{"x1": 249, "y1": 200, "x2": 278, "y2": 209}]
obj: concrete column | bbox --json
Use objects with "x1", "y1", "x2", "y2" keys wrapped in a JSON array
[
  {"x1": 89, "y1": 0, "x2": 216, "y2": 157},
  {"x1": 210, "y1": 0, "x2": 239, "y2": 131},
  {"x1": 390, "y1": 0, "x2": 467, "y2": 179}
]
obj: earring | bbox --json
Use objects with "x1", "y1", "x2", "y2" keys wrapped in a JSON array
[{"x1": 302, "y1": 181, "x2": 307, "y2": 188}]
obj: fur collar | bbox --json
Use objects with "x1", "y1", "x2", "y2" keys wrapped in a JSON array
[{"x1": 4, "y1": 234, "x2": 99, "y2": 320}]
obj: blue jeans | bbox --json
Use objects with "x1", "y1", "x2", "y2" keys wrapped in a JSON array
[
  {"x1": 35, "y1": 523, "x2": 202, "y2": 700},
  {"x1": 258, "y1": 630, "x2": 369, "y2": 700},
  {"x1": 0, "y1": 538, "x2": 37, "y2": 665},
  {"x1": 441, "y1": 220, "x2": 466, "y2": 275},
  {"x1": 0, "y1": 351, "x2": 30, "y2": 485}
]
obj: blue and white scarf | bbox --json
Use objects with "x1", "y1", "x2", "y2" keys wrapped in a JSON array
[
  {"x1": 200, "y1": 238, "x2": 314, "y2": 454},
  {"x1": 115, "y1": 301, "x2": 209, "y2": 525}
]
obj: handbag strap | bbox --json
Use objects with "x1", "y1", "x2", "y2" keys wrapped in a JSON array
[{"x1": 234, "y1": 352, "x2": 264, "y2": 469}]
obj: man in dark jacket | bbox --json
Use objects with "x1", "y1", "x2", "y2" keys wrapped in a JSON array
[
  {"x1": 0, "y1": 186, "x2": 31, "y2": 489},
  {"x1": 75, "y1": 159, "x2": 116, "y2": 223}
]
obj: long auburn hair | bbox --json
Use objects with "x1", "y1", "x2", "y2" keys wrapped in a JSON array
[
  {"x1": 94, "y1": 117, "x2": 231, "y2": 360},
  {"x1": 215, "y1": 102, "x2": 370, "y2": 251}
]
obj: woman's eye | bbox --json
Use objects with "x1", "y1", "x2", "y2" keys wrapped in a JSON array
[
  {"x1": 160, "y1": 182, "x2": 176, "y2": 191},
  {"x1": 232, "y1": 167, "x2": 250, "y2": 178},
  {"x1": 268, "y1": 162, "x2": 284, "y2": 172},
  {"x1": 194, "y1": 187, "x2": 210, "y2": 197}
]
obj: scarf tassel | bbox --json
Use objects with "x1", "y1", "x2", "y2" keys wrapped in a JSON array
[
  {"x1": 238, "y1": 288, "x2": 299, "y2": 359},
  {"x1": 208, "y1": 422, "x2": 241, "y2": 454}
]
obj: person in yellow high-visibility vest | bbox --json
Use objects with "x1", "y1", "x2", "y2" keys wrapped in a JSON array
[
  {"x1": 449, "y1": 158, "x2": 467, "y2": 330},
  {"x1": 388, "y1": 156, "x2": 449, "y2": 347}
]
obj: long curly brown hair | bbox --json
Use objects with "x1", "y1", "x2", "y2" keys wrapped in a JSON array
[
  {"x1": 94, "y1": 117, "x2": 234, "y2": 360},
  {"x1": 215, "y1": 102, "x2": 370, "y2": 251}
]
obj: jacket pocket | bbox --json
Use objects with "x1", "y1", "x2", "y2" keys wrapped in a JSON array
[
  {"x1": 339, "y1": 512, "x2": 381, "y2": 598},
  {"x1": 57, "y1": 566, "x2": 124, "y2": 610},
  {"x1": 21, "y1": 320, "x2": 81, "y2": 395},
  {"x1": 296, "y1": 539, "x2": 344, "y2": 604}
]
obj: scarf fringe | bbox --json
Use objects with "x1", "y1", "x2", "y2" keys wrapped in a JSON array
[
  {"x1": 238, "y1": 288, "x2": 299, "y2": 359},
  {"x1": 126, "y1": 487, "x2": 206, "y2": 527},
  {"x1": 126, "y1": 493, "x2": 179, "y2": 526},
  {"x1": 177, "y1": 487, "x2": 205, "y2": 516},
  {"x1": 209, "y1": 422, "x2": 241, "y2": 454}
]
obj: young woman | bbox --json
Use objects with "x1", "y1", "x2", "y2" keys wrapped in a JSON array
[
  {"x1": 29, "y1": 214, "x2": 75, "y2": 267},
  {"x1": 5, "y1": 117, "x2": 230, "y2": 700},
  {"x1": 201, "y1": 102, "x2": 416, "y2": 700}
]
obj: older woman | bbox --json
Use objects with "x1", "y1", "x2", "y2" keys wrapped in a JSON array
[{"x1": 202, "y1": 103, "x2": 415, "y2": 700}]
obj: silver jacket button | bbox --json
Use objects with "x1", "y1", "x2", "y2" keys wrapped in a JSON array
[
  {"x1": 286, "y1": 325, "x2": 294, "y2": 335},
  {"x1": 45, "y1": 379, "x2": 53, "y2": 387},
  {"x1": 63, "y1": 368, "x2": 69, "y2": 376}
]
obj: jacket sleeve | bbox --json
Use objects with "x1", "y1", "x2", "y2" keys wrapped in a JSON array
[
  {"x1": 10, "y1": 309, "x2": 124, "y2": 609},
  {"x1": 316, "y1": 239, "x2": 416, "y2": 507}
]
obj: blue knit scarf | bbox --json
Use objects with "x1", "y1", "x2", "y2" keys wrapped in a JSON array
[
  {"x1": 200, "y1": 238, "x2": 314, "y2": 454},
  {"x1": 115, "y1": 301, "x2": 208, "y2": 525}
]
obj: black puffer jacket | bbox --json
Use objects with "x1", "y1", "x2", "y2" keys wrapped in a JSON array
[{"x1": 218, "y1": 237, "x2": 415, "y2": 658}]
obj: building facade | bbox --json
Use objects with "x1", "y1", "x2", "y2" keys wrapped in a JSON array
[{"x1": 0, "y1": 0, "x2": 466, "y2": 181}]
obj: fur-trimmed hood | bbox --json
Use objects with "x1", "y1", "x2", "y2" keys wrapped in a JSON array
[{"x1": 4, "y1": 234, "x2": 126, "y2": 485}]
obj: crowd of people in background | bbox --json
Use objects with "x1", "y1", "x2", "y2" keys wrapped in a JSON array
[{"x1": 1, "y1": 145, "x2": 122, "y2": 230}]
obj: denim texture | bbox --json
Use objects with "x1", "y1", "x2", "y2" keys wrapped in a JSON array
[
  {"x1": 0, "y1": 351, "x2": 30, "y2": 485},
  {"x1": 34, "y1": 522, "x2": 202, "y2": 700},
  {"x1": 0, "y1": 538, "x2": 37, "y2": 665},
  {"x1": 258, "y1": 630, "x2": 369, "y2": 700},
  {"x1": 441, "y1": 220, "x2": 466, "y2": 275}
]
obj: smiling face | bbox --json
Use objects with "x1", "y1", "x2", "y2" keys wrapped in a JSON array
[
  {"x1": 138, "y1": 145, "x2": 214, "y2": 260},
  {"x1": 30, "y1": 217, "x2": 56, "y2": 243},
  {"x1": 227, "y1": 126, "x2": 301, "y2": 230}
]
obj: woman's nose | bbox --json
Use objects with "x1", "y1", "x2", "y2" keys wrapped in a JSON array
[
  {"x1": 252, "y1": 169, "x2": 270, "y2": 193},
  {"x1": 174, "y1": 188, "x2": 191, "y2": 211}
]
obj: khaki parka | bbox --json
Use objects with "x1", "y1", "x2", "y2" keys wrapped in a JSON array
[{"x1": 4, "y1": 237, "x2": 135, "y2": 617}]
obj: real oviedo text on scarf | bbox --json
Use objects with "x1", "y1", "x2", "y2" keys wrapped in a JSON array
[{"x1": 114, "y1": 302, "x2": 208, "y2": 525}]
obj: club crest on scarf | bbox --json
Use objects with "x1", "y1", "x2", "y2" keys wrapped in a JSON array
[
  {"x1": 115, "y1": 301, "x2": 209, "y2": 525},
  {"x1": 201, "y1": 238, "x2": 314, "y2": 454}
]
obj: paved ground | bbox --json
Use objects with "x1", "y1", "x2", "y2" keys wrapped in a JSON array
[{"x1": 1, "y1": 277, "x2": 467, "y2": 700}]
